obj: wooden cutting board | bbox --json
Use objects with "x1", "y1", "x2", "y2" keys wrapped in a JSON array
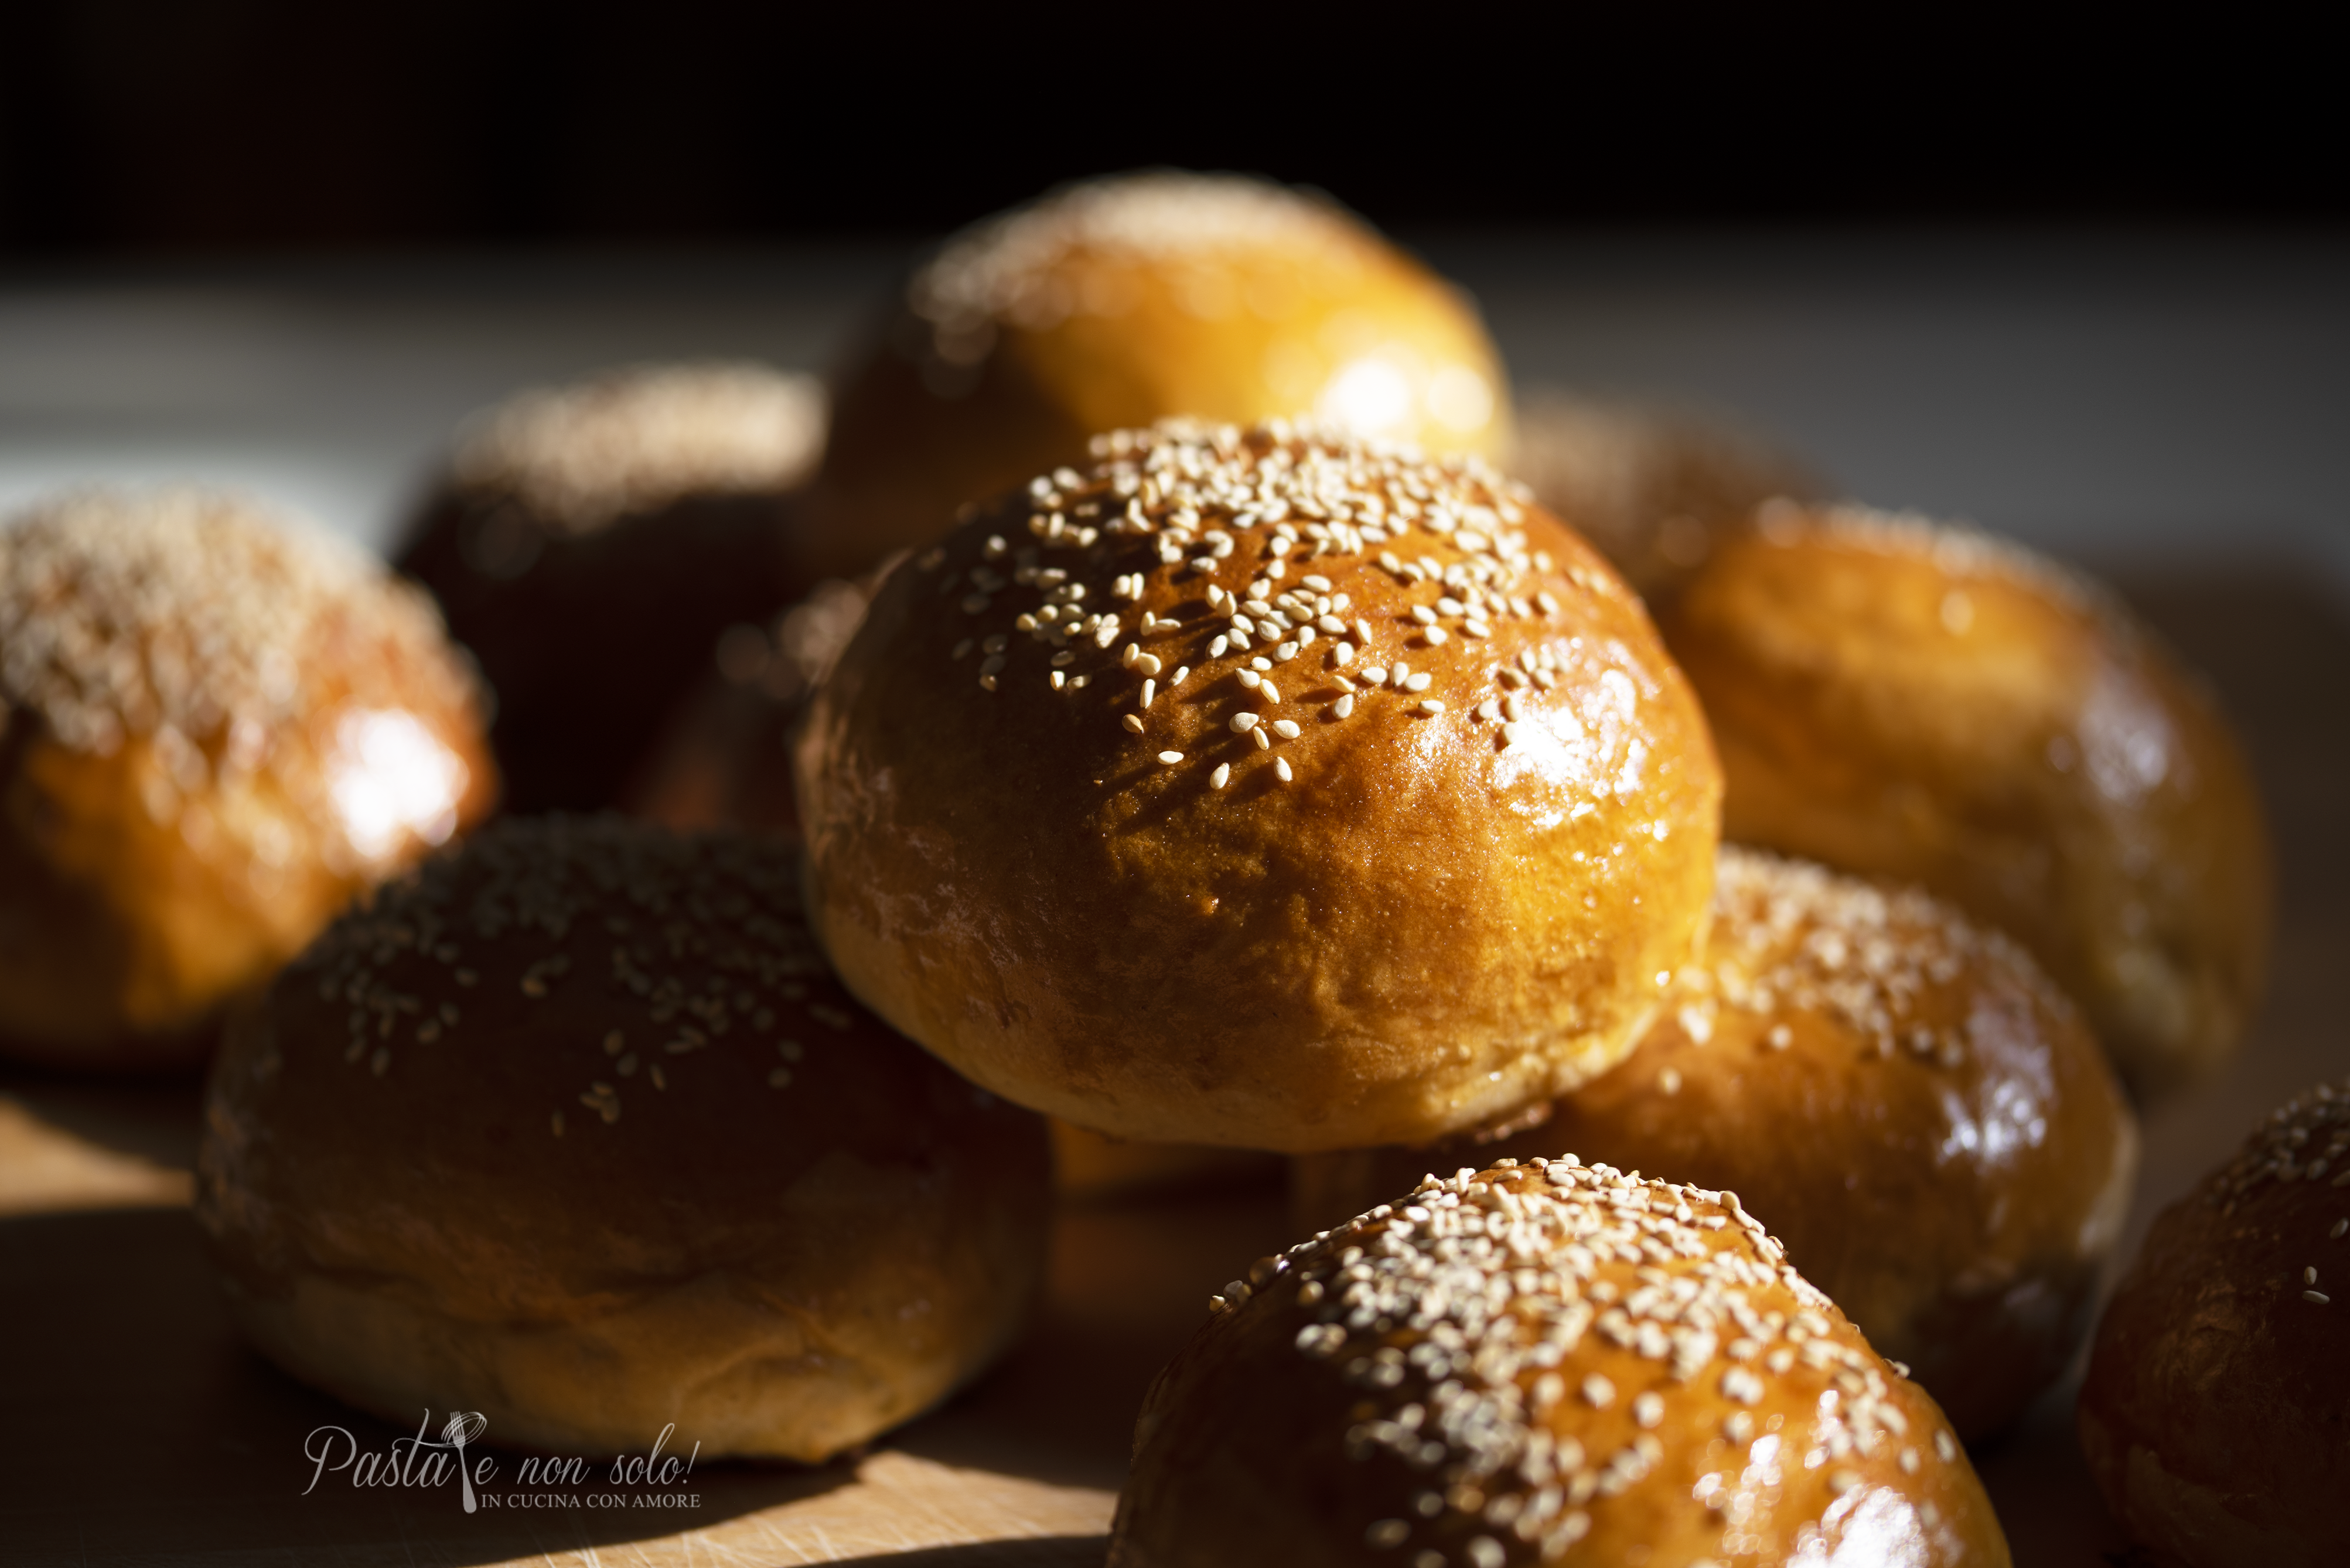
[{"x1": 1, "y1": 568, "x2": 2344, "y2": 1566}]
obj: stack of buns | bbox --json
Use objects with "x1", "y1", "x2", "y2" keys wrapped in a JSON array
[{"x1": 8, "y1": 166, "x2": 2298, "y2": 1559}]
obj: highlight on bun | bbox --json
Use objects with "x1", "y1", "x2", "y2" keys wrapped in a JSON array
[{"x1": 0, "y1": 487, "x2": 494, "y2": 1069}]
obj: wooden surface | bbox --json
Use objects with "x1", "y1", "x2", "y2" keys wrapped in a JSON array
[{"x1": 1, "y1": 567, "x2": 2344, "y2": 1566}]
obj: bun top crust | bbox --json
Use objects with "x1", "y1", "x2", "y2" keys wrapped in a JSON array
[
  {"x1": 200, "y1": 817, "x2": 1047, "y2": 1321},
  {"x1": 445, "y1": 362, "x2": 827, "y2": 537},
  {"x1": 2079, "y1": 1078, "x2": 2350, "y2": 1557},
  {"x1": 796, "y1": 421, "x2": 1721, "y2": 1153},
  {"x1": 1111, "y1": 1157, "x2": 2007, "y2": 1567},
  {"x1": 810, "y1": 172, "x2": 1511, "y2": 576},
  {"x1": 0, "y1": 488, "x2": 485, "y2": 825}
]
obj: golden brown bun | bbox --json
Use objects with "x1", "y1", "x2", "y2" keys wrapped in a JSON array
[
  {"x1": 1507, "y1": 388, "x2": 1823, "y2": 604},
  {"x1": 1660, "y1": 503, "x2": 2273, "y2": 1098},
  {"x1": 806, "y1": 171, "x2": 1512, "y2": 582},
  {"x1": 397, "y1": 363, "x2": 827, "y2": 812},
  {"x1": 0, "y1": 489, "x2": 496, "y2": 1072},
  {"x1": 795, "y1": 421, "x2": 1722, "y2": 1153},
  {"x1": 1111, "y1": 1156, "x2": 2008, "y2": 1567},
  {"x1": 1295, "y1": 846, "x2": 2139, "y2": 1440},
  {"x1": 195, "y1": 817, "x2": 1051, "y2": 1461},
  {"x1": 2078, "y1": 1078, "x2": 2350, "y2": 1567}
]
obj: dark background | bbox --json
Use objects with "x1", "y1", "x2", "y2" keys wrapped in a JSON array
[{"x1": 1, "y1": 4, "x2": 2338, "y2": 256}]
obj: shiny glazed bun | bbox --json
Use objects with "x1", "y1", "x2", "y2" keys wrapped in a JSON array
[
  {"x1": 1295, "y1": 846, "x2": 2139, "y2": 1439},
  {"x1": 1111, "y1": 1157, "x2": 2008, "y2": 1567},
  {"x1": 196, "y1": 818, "x2": 1050, "y2": 1461},
  {"x1": 1661, "y1": 503, "x2": 2273, "y2": 1098},
  {"x1": 808, "y1": 172, "x2": 1512, "y2": 580},
  {"x1": 795, "y1": 422, "x2": 1722, "y2": 1153},
  {"x1": 398, "y1": 363, "x2": 828, "y2": 812},
  {"x1": 2078, "y1": 1078, "x2": 2350, "y2": 1567},
  {"x1": 1507, "y1": 389, "x2": 1821, "y2": 605},
  {"x1": 0, "y1": 489, "x2": 494, "y2": 1071}
]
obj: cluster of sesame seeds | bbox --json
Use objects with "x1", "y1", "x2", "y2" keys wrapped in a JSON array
[
  {"x1": 916, "y1": 420, "x2": 1630, "y2": 794},
  {"x1": 0, "y1": 487, "x2": 476, "y2": 763},
  {"x1": 446, "y1": 363, "x2": 827, "y2": 534},
  {"x1": 2203, "y1": 1077, "x2": 2350, "y2": 1307},
  {"x1": 906, "y1": 172, "x2": 1364, "y2": 348},
  {"x1": 293, "y1": 818, "x2": 842, "y2": 1135},
  {"x1": 1688, "y1": 848, "x2": 2060, "y2": 1068},
  {"x1": 1210, "y1": 1158, "x2": 1952, "y2": 1564}
]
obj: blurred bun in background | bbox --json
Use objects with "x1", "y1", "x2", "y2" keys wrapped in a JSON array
[
  {"x1": 397, "y1": 363, "x2": 827, "y2": 812},
  {"x1": 2078, "y1": 1077, "x2": 2350, "y2": 1566},
  {"x1": 805, "y1": 170, "x2": 1513, "y2": 580},
  {"x1": 0, "y1": 487, "x2": 495, "y2": 1071},
  {"x1": 1661, "y1": 503, "x2": 2274, "y2": 1098}
]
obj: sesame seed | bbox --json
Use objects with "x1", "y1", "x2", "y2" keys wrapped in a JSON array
[
  {"x1": 1239, "y1": 669, "x2": 1261, "y2": 689},
  {"x1": 1275, "y1": 758, "x2": 1294, "y2": 782},
  {"x1": 1404, "y1": 673, "x2": 1434, "y2": 693},
  {"x1": 1232, "y1": 713, "x2": 1260, "y2": 733},
  {"x1": 1500, "y1": 722, "x2": 1523, "y2": 748},
  {"x1": 1253, "y1": 727, "x2": 1270, "y2": 750},
  {"x1": 1273, "y1": 720, "x2": 1301, "y2": 740},
  {"x1": 1411, "y1": 605, "x2": 1437, "y2": 626},
  {"x1": 1172, "y1": 665, "x2": 1190, "y2": 685},
  {"x1": 1362, "y1": 665, "x2": 1389, "y2": 685},
  {"x1": 1333, "y1": 642, "x2": 1355, "y2": 666},
  {"x1": 1210, "y1": 636, "x2": 1229, "y2": 657},
  {"x1": 1659, "y1": 1067, "x2": 1682, "y2": 1095},
  {"x1": 1417, "y1": 698, "x2": 1445, "y2": 715},
  {"x1": 1332, "y1": 695, "x2": 1355, "y2": 719},
  {"x1": 951, "y1": 638, "x2": 974, "y2": 660},
  {"x1": 1123, "y1": 714, "x2": 1145, "y2": 733},
  {"x1": 2307, "y1": 1266, "x2": 2319, "y2": 1285},
  {"x1": 1210, "y1": 763, "x2": 1231, "y2": 790},
  {"x1": 1633, "y1": 1392, "x2": 1664, "y2": 1428},
  {"x1": 2332, "y1": 1219, "x2": 2346, "y2": 1239},
  {"x1": 2307, "y1": 1291, "x2": 2332, "y2": 1305},
  {"x1": 1141, "y1": 678, "x2": 1157, "y2": 708},
  {"x1": 1353, "y1": 619, "x2": 1374, "y2": 644},
  {"x1": 1259, "y1": 682, "x2": 1280, "y2": 703},
  {"x1": 1158, "y1": 751, "x2": 1184, "y2": 766}
]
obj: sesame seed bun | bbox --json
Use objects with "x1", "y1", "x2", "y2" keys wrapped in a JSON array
[
  {"x1": 1295, "y1": 846, "x2": 2140, "y2": 1440},
  {"x1": 794, "y1": 421, "x2": 1722, "y2": 1154},
  {"x1": 2078, "y1": 1078, "x2": 2350, "y2": 1567},
  {"x1": 397, "y1": 363, "x2": 827, "y2": 812},
  {"x1": 0, "y1": 488, "x2": 495, "y2": 1071},
  {"x1": 195, "y1": 817, "x2": 1051, "y2": 1461},
  {"x1": 1110, "y1": 1157, "x2": 2010, "y2": 1567},
  {"x1": 804, "y1": 171, "x2": 1512, "y2": 582},
  {"x1": 1660, "y1": 503, "x2": 2273, "y2": 1099},
  {"x1": 1506, "y1": 388, "x2": 1823, "y2": 606}
]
